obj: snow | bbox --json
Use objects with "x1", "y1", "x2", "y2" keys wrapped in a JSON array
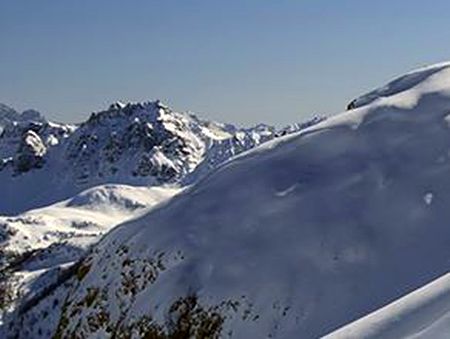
[
  {"x1": 0, "y1": 100, "x2": 319, "y2": 336},
  {"x1": 424, "y1": 192, "x2": 433, "y2": 205},
  {"x1": 13, "y1": 61, "x2": 450, "y2": 338},
  {"x1": 275, "y1": 183, "x2": 298, "y2": 197},
  {"x1": 324, "y1": 271, "x2": 450, "y2": 339},
  {"x1": 1, "y1": 183, "x2": 180, "y2": 256},
  {"x1": 348, "y1": 61, "x2": 450, "y2": 109},
  {"x1": 0, "y1": 184, "x2": 180, "y2": 328},
  {"x1": 7, "y1": 62, "x2": 450, "y2": 338}
]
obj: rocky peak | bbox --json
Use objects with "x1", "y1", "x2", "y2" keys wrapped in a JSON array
[{"x1": 0, "y1": 100, "x2": 324, "y2": 213}]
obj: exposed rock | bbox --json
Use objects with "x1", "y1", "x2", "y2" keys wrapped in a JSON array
[{"x1": 13, "y1": 131, "x2": 47, "y2": 173}]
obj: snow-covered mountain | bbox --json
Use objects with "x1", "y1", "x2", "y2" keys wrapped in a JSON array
[
  {"x1": 6, "y1": 62, "x2": 450, "y2": 338},
  {"x1": 0, "y1": 184, "x2": 180, "y2": 320},
  {"x1": 0, "y1": 100, "x2": 322, "y2": 333},
  {"x1": 0, "y1": 101, "x2": 321, "y2": 215}
]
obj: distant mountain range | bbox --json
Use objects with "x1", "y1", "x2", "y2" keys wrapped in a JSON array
[{"x1": 0, "y1": 101, "x2": 323, "y2": 215}]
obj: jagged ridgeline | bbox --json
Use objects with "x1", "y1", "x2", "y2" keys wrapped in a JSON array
[
  {"x1": 0, "y1": 101, "x2": 323, "y2": 215},
  {"x1": 0, "y1": 100, "x2": 323, "y2": 337}
]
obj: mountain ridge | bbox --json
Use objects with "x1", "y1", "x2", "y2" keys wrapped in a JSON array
[
  {"x1": 7, "y1": 62, "x2": 450, "y2": 338},
  {"x1": 0, "y1": 100, "x2": 323, "y2": 215},
  {"x1": 0, "y1": 100, "x2": 323, "y2": 333}
]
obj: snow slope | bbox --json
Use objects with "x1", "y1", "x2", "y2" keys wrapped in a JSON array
[
  {"x1": 324, "y1": 271, "x2": 450, "y2": 338},
  {"x1": 1, "y1": 184, "x2": 180, "y2": 254},
  {"x1": 6, "y1": 61, "x2": 450, "y2": 338},
  {"x1": 9, "y1": 62, "x2": 450, "y2": 338},
  {"x1": 0, "y1": 101, "x2": 321, "y2": 332},
  {"x1": 0, "y1": 184, "x2": 180, "y2": 326},
  {"x1": 346, "y1": 62, "x2": 450, "y2": 109}
]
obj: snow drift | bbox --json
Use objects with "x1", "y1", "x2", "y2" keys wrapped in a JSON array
[{"x1": 9, "y1": 62, "x2": 450, "y2": 338}]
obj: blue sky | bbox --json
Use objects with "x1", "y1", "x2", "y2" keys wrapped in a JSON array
[{"x1": 1, "y1": 1, "x2": 450, "y2": 126}]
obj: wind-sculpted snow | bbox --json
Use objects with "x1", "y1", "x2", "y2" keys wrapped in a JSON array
[
  {"x1": 7, "y1": 62, "x2": 450, "y2": 338},
  {"x1": 324, "y1": 271, "x2": 450, "y2": 338},
  {"x1": 347, "y1": 61, "x2": 450, "y2": 110}
]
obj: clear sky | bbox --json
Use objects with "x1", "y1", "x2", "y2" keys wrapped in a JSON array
[{"x1": 2, "y1": 1, "x2": 450, "y2": 127}]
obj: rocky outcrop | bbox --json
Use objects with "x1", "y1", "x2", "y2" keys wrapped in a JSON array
[{"x1": 13, "y1": 131, "x2": 47, "y2": 173}]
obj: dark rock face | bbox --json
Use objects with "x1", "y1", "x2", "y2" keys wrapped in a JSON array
[
  {"x1": 63, "y1": 101, "x2": 207, "y2": 184},
  {"x1": 346, "y1": 99, "x2": 357, "y2": 111},
  {"x1": 0, "y1": 119, "x2": 74, "y2": 174},
  {"x1": 13, "y1": 131, "x2": 47, "y2": 173}
]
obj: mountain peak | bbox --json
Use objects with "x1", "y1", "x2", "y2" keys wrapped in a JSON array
[
  {"x1": 108, "y1": 101, "x2": 127, "y2": 111},
  {"x1": 0, "y1": 100, "x2": 320, "y2": 214},
  {"x1": 87, "y1": 100, "x2": 169, "y2": 127}
]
